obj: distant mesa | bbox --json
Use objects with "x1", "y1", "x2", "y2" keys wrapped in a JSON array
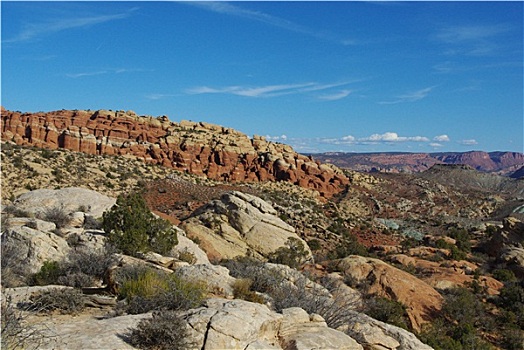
[
  {"x1": 311, "y1": 150, "x2": 524, "y2": 176},
  {"x1": 0, "y1": 108, "x2": 348, "y2": 198}
]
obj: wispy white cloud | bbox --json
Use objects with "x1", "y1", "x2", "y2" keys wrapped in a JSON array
[
  {"x1": 186, "y1": 83, "x2": 315, "y2": 98},
  {"x1": 317, "y1": 90, "x2": 352, "y2": 101},
  {"x1": 66, "y1": 67, "x2": 149, "y2": 79},
  {"x1": 379, "y1": 86, "x2": 435, "y2": 105},
  {"x1": 66, "y1": 71, "x2": 108, "y2": 78},
  {"x1": 436, "y1": 24, "x2": 510, "y2": 43},
  {"x1": 186, "y1": 81, "x2": 354, "y2": 99},
  {"x1": 430, "y1": 143, "x2": 443, "y2": 148},
  {"x1": 319, "y1": 132, "x2": 431, "y2": 146},
  {"x1": 22, "y1": 54, "x2": 58, "y2": 61},
  {"x1": 459, "y1": 139, "x2": 478, "y2": 145},
  {"x1": 435, "y1": 24, "x2": 512, "y2": 56},
  {"x1": 433, "y1": 135, "x2": 450, "y2": 142},
  {"x1": 360, "y1": 132, "x2": 430, "y2": 143},
  {"x1": 145, "y1": 93, "x2": 179, "y2": 101},
  {"x1": 187, "y1": 2, "x2": 356, "y2": 46},
  {"x1": 4, "y1": 7, "x2": 137, "y2": 43},
  {"x1": 432, "y1": 61, "x2": 455, "y2": 73}
]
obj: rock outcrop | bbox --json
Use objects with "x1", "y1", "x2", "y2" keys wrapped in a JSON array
[
  {"x1": 486, "y1": 216, "x2": 524, "y2": 278},
  {"x1": 344, "y1": 311, "x2": 433, "y2": 350},
  {"x1": 184, "y1": 298, "x2": 363, "y2": 350},
  {"x1": 181, "y1": 191, "x2": 312, "y2": 261},
  {"x1": 388, "y1": 254, "x2": 504, "y2": 295},
  {"x1": 12, "y1": 187, "x2": 116, "y2": 218},
  {"x1": 1, "y1": 108, "x2": 348, "y2": 197},
  {"x1": 332, "y1": 255, "x2": 443, "y2": 332},
  {"x1": 1, "y1": 220, "x2": 71, "y2": 274}
]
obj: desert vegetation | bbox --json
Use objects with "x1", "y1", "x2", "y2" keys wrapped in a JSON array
[{"x1": 1, "y1": 141, "x2": 523, "y2": 349}]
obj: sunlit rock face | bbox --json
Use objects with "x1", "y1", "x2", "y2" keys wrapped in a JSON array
[{"x1": 1, "y1": 108, "x2": 348, "y2": 197}]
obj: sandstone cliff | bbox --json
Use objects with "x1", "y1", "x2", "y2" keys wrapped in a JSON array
[{"x1": 0, "y1": 108, "x2": 347, "y2": 197}]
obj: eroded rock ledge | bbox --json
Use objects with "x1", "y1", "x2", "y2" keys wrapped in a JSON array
[{"x1": 1, "y1": 108, "x2": 348, "y2": 197}]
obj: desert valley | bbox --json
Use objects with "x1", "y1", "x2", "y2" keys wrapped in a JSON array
[{"x1": 1, "y1": 108, "x2": 523, "y2": 350}]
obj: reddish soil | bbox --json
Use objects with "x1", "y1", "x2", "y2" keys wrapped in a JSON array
[{"x1": 142, "y1": 178, "x2": 260, "y2": 222}]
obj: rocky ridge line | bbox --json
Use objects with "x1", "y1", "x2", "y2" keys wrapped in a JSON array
[
  {"x1": 0, "y1": 108, "x2": 348, "y2": 197},
  {"x1": 313, "y1": 151, "x2": 524, "y2": 175}
]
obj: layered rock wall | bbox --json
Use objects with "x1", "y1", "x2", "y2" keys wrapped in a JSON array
[{"x1": 1, "y1": 108, "x2": 348, "y2": 197}]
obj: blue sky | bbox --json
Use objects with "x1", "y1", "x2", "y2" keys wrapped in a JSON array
[{"x1": 2, "y1": 1, "x2": 523, "y2": 153}]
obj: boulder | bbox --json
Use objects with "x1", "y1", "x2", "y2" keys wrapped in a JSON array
[
  {"x1": 1, "y1": 225, "x2": 70, "y2": 274},
  {"x1": 181, "y1": 191, "x2": 311, "y2": 261},
  {"x1": 176, "y1": 264, "x2": 237, "y2": 298},
  {"x1": 141, "y1": 251, "x2": 177, "y2": 269},
  {"x1": 344, "y1": 311, "x2": 433, "y2": 350},
  {"x1": 183, "y1": 298, "x2": 362, "y2": 350},
  {"x1": 170, "y1": 227, "x2": 210, "y2": 265},
  {"x1": 184, "y1": 298, "x2": 283, "y2": 349},
  {"x1": 13, "y1": 187, "x2": 116, "y2": 218},
  {"x1": 279, "y1": 308, "x2": 363, "y2": 350},
  {"x1": 500, "y1": 247, "x2": 524, "y2": 278},
  {"x1": 485, "y1": 216, "x2": 524, "y2": 278}
]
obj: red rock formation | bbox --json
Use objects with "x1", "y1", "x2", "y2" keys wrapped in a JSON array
[{"x1": 1, "y1": 108, "x2": 348, "y2": 197}]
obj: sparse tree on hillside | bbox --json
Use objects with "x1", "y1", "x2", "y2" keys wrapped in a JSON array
[{"x1": 102, "y1": 192, "x2": 177, "y2": 256}]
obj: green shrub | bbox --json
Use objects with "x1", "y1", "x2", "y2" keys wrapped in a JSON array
[
  {"x1": 400, "y1": 236, "x2": 420, "y2": 253},
  {"x1": 449, "y1": 245, "x2": 467, "y2": 261},
  {"x1": 118, "y1": 268, "x2": 206, "y2": 314},
  {"x1": 268, "y1": 237, "x2": 309, "y2": 268},
  {"x1": 492, "y1": 269, "x2": 517, "y2": 283},
  {"x1": 419, "y1": 320, "x2": 466, "y2": 350},
  {"x1": 420, "y1": 287, "x2": 494, "y2": 350},
  {"x1": 435, "y1": 238, "x2": 451, "y2": 249},
  {"x1": 501, "y1": 328, "x2": 524, "y2": 350},
  {"x1": 307, "y1": 239, "x2": 321, "y2": 251},
  {"x1": 365, "y1": 296, "x2": 409, "y2": 330},
  {"x1": 232, "y1": 278, "x2": 265, "y2": 304},
  {"x1": 127, "y1": 310, "x2": 195, "y2": 350},
  {"x1": 119, "y1": 268, "x2": 170, "y2": 301},
  {"x1": 103, "y1": 192, "x2": 177, "y2": 256},
  {"x1": 31, "y1": 261, "x2": 62, "y2": 286},
  {"x1": 442, "y1": 287, "x2": 485, "y2": 325},
  {"x1": 178, "y1": 250, "x2": 197, "y2": 264},
  {"x1": 447, "y1": 227, "x2": 472, "y2": 252},
  {"x1": 40, "y1": 148, "x2": 55, "y2": 159},
  {"x1": 327, "y1": 233, "x2": 369, "y2": 259},
  {"x1": 497, "y1": 281, "x2": 524, "y2": 328},
  {"x1": 83, "y1": 215, "x2": 102, "y2": 230}
]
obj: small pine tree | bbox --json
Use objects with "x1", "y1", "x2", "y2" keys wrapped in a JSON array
[{"x1": 103, "y1": 192, "x2": 177, "y2": 256}]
